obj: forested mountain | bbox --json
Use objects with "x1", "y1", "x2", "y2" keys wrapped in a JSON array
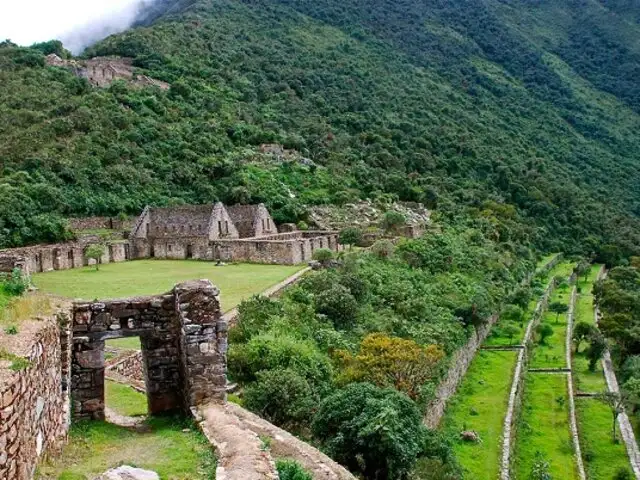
[{"x1": 1, "y1": 0, "x2": 640, "y2": 258}]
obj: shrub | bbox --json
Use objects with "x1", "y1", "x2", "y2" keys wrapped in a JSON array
[
  {"x1": 1, "y1": 268, "x2": 29, "y2": 296},
  {"x1": 381, "y1": 211, "x2": 406, "y2": 232},
  {"x1": 296, "y1": 221, "x2": 309, "y2": 230},
  {"x1": 312, "y1": 382, "x2": 426, "y2": 480},
  {"x1": 84, "y1": 244, "x2": 106, "y2": 270},
  {"x1": 536, "y1": 323, "x2": 554, "y2": 344},
  {"x1": 371, "y1": 239, "x2": 394, "y2": 259},
  {"x1": 244, "y1": 368, "x2": 316, "y2": 429},
  {"x1": 338, "y1": 272, "x2": 368, "y2": 302},
  {"x1": 227, "y1": 333, "x2": 332, "y2": 392},
  {"x1": 614, "y1": 467, "x2": 633, "y2": 480},
  {"x1": 315, "y1": 284, "x2": 359, "y2": 329},
  {"x1": 229, "y1": 295, "x2": 283, "y2": 342},
  {"x1": 312, "y1": 248, "x2": 334, "y2": 262},
  {"x1": 276, "y1": 460, "x2": 313, "y2": 480},
  {"x1": 338, "y1": 227, "x2": 363, "y2": 249}
]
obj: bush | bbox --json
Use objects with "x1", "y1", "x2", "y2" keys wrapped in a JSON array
[
  {"x1": 315, "y1": 284, "x2": 359, "y2": 329},
  {"x1": 312, "y1": 382, "x2": 426, "y2": 480},
  {"x1": 229, "y1": 295, "x2": 283, "y2": 343},
  {"x1": 536, "y1": 323, "x2": 554, "y2": 344},
  {"x1": 338, "y1": 227, "x2": 363, "y2": 248},
  {"x1": 1, "y1": 268, "x2": 29, "y2": 296},
  {"x1": 381, "y1": 211, "x2": 406, "y2": 232},
  {"x1": 244, "y1": 368, "x2": 316, "y2": 429},
  {"x1": 614, "y1": 467, "x2": 633, "y2": 480},
  {"x1": 312, "y1": 248, "x2": 334, "y2": 262},
  {"x1": 371, "y1": 239, "x2": 395, "y2": 259},
  {"x1": 227, "y1": 333, "x2": 333, "y2": 392},
  {"x1": 276, "y1": 460, "x2": 313, "y2": 480}
]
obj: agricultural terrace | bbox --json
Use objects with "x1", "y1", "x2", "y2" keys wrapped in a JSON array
[
  {"x1": 571, "y1": 265, "x2": 633, "y2": 479},
  {"x1": 529, "y1": 282, "x2": 572, "y2": 369},
  {"x1": 31, "y1": 260, "x2": 303, "y2": 312},
  {"x1": 514, "y1": 373, "x2": 579, "y2": 480},
  {"x1": 441, "y1": 257, "x2": 569, "y2": 479}
]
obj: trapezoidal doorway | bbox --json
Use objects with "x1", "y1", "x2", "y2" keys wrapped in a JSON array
[{"x1": 70, "y1": 280, "x2": 228, "y2": 421}]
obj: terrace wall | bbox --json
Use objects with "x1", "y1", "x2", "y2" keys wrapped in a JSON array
[
  {"x1": 423, "y1": 314, "x2": 499, "y2": 428},
  {"x1": 0, "y1": 311, "x2": 72, "y2": 480}
]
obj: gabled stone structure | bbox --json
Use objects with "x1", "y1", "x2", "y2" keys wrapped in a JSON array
[{"x1": 226, "y1": 203, "x2": 277, "y2": 238}]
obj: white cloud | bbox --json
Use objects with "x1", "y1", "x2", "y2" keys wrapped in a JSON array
[{"x1": 0, "y1": 0, "x2": 154, "y2": 54}]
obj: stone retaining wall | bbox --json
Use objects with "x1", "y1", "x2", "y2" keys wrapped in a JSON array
[
  {"x1": 0, "y1": 312, "x2": 71, "y2": 480},
  {"x1": 423, "y1": 313, "x2": 499, "y2": 428},
  {"x1": 107, "y1": 351, "x2": 144, "y2": 383}
]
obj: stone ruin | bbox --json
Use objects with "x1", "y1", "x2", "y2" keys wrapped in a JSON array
[
  {"x1": 45, "y1": 54, "x2": 169, "y2": 90},
  {"x1": 71, "y1": 279, "x2": 227, "y2": 420}
]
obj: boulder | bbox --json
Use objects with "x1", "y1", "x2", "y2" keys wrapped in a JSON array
[{"x1": 95, "y1": 465, "x2": 160, "y2": 480}]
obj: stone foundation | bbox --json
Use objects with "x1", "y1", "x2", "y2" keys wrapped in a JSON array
[{"x1": 0, "y1": 312, "x2": 71, "y2": 480}]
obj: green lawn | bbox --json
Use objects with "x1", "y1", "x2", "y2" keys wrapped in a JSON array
[
  {"x1": 576, "y1": 398, "x2": 633, "y2": 480},
  {"x1": 536, "y1": 253, "x2": 560, "y2": 271},
  {"x1": 38, "y1": 381, "x2": 215, "y2": 479},
  {"x1": 105, "y1": 380, "x2": 147, "y2": 417},
  {"x1": 530, "y1": 287, "x2": 572, "y2": 369},
  {"x1": 36, "y1": 417, "x2": 215, "y2": 479},
  {"x1": 442, "y1": 350, "x2": 518, "y2": 479},
  {"x1": 514, "y1": 374, "x2": 579, "y2": 480},
  {"x1": 32, "y1": 260, "x2": 303, "y2": 312}
]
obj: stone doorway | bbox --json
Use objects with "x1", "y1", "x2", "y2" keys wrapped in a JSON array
[
  {"x1": 70, "y1": 280, "x2": 227, "y2": 421},
  {"x1": 186, "y1": 244, "x2": 194, "y2": 259}
]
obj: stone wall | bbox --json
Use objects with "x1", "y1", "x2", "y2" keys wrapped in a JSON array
[
  {"x1": 107, "y1": 351, "x2": 144, "y2": 383},
  {"x1": 423, "y1": 313, "x2": 499, "y2": 428},
  {"x1": 68, "y1": 216, "x2": 133, "y2": 232},
  {"x1": 0, "y1": 253, "x2": 28, "y2": 275},
  {"x1": 0, "y1": 312, "x2": 71, "y2": 480},
  {"x1": 71, "y1": 280, "x2": 227, "y2": 420}
]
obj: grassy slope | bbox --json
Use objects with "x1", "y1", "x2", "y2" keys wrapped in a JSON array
[
  {"x1": 514, "y1": 373, "x2": 578, "y2": 480},
  {"x1": 441, "y1": 350, "x2": 518, "y2": 478},
  {"x1": 105, "y1": 380, "x2": 148, "y2": 417},
  {"x1": 576, "y1": 399, "x2": 632, "y2": 480},
  {"x1": 529, "y1": 285, "x2": 572, "y2": 369},
  {"x1": 31, "y1": 260, "x2": 302, "y2": 311}
]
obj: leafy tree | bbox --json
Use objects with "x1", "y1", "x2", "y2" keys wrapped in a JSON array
[
  {"x1": 574, "y1": 260, "x2": 591, "y2": 284},
  {"x1": 312, "y1": 248, "x2": 334, "y2": 263},
  {"x1": 371, "y1": 239, "x2": 395, "y2": 259},
  {"x1": 597, "y1": 391, "x2": 625, "y2": 442},
  {"x1": 621, "y1": 355, "x2": 640, "y2": 383},
  {"x1": 503, "y1": 324, "x2": 521, "y2": 345},
  {"x1": 536, "y1": 323, "x2": 554, "y2": 345},
  {"x1": 338, "y1": 227, "x2": 363, "y2": 249},
  {"x1": 586, "y1": 331, "x2": 607, "y2": 372},
  {"x1": 337, "y1": 333, "x2": 444, "y2": 399},
  {"x1": 623, "y1": 377, "x2": 640, "y2": 415},
  {"x1": 548, "y1": 301, "x2": 569, "y2": 323},
  {"x1": 502, "y1": 305, "x2": 525, "y2": 325},
  {"x1": 315, "y1": 284, "x2": 358, "y2": 329},
  {"x1": 614, "y1": 467, "x2": 634, "y2": 480},
  {"x1": 381, "y1": 211, "x2": 406, "y2": 233},
  {"x1": 244, "y1": 368, "x2": 316, "y2": 430},
  {"x1": 572, "y1": 321, "x2": 595, "y2": 353},
  {"x1": 311, "y1": 383, "x2": 427, "y2": 480},
  {"x1": 84, "y1": 244, "x2": 105, "y2": 271}
]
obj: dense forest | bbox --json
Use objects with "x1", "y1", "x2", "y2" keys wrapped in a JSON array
[{"x1": 0, "y1": 0, "x2": 639, "y2": 260}]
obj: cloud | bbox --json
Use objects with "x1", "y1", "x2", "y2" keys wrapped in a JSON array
[{"x1": 0, "y1": 0, "x2": 158, "y2": 54}]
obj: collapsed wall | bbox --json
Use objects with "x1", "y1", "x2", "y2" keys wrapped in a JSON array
[{"x1": 0, "y1": 311, "x2": 71, "y2": 480}]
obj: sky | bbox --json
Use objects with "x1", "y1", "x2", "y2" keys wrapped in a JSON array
[{"x1": 0, "y1": 0, "x2": 154, "y2": 53}]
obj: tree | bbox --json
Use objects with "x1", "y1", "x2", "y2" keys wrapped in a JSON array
[
  {"x1": 337, "y1": 333, "x2": 445, "y2": 399},
  {"x1": 244, "y1": 368, "x2": 316, "y2": 430},
  {"x1": 315, "y1": 284, "x2": 359, "y2": 329},
  {"x1": 84, "y1": 244, "x2": 105, "y2": 271},
  {"x1": 311, "y1": 383, "x2": 426, "y2": 480},
  {"x1": 502, "y1": 304, "x2": 525, "y2": 325},
  {"x1": 586, "y1": 331, "x2": 607, "y2": 372},
  {"x1": 338, "y1": 227, "x2": 363, "y2": 250},
  {"x1": 503, "y1": 324, "x2": 520, "y2": 345},
  {"x1": 574, "y1": 259, "x2": 591, "y2": 284},
  {"x1": 536, "y1": 323, "x2": 554, "y2": 345},
  {"x1": 371, "y1": 239, "x2": 394, "y2": 259},
  {"x1": 623, "y1": 377, "x2": 640, "y2": 415},
  {"x1": 572, "y1": 321, "x2": 595, "y2": 353},
  {"x1": 548, "y1": 301, "x2": 569, "y2": 323},
  {"x1": 597, "y1": 391, "x2": 625, "y2": 442},
  {"x1": 381, "y1": 211, "x2": 406, "y2": 233},
  {"x1": 312, "y1": 248, "x2": 334, "y2": 263}
]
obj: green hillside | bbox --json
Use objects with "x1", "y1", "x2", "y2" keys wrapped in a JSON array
[{"x1": 1, "y1": 0, "x2": 639, "y2": 258}]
